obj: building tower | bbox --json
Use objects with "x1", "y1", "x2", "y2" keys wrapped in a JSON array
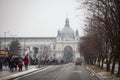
[{"x1": 55, "y1": 18, "x2": 80, "y2": 61}]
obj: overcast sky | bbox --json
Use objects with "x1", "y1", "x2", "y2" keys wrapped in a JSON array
[{"x1": 0, "y1": 0, "x2": 87, "y2": 37}]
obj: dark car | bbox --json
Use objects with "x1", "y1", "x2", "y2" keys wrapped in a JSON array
[{"x1": 75, "y1": 61, "x2": 81, "y2": 65}]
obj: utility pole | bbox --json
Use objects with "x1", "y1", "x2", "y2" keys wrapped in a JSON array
[
  {"x1": 0, "y1": 48, "x2": 2, "y2": 69},
  {"x1": 4, "y1": 32, "x2": 6, "y2": 50},
  {"x1": 4, "y1": 32, "x2": 10, "y2": 50},
  {"x1": 24, "y1": 40, "x2": 26, "y2": 56},
  {"x1": 0, "y1": 40, "x2": 1, "y2": 54}
]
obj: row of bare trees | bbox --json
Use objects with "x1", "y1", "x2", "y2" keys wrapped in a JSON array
[{"x1": 78, "y1": 0, "x2": 120, "y2": 77}]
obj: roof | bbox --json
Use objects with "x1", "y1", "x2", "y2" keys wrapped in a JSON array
[{"x1": 60, "y1": 18, "x2": 74, "y2": 37}]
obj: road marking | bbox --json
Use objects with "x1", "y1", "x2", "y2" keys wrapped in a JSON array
[
  {"x1": 55, "y1": 68, "x2": 66, "y2": 80},
  {"x1": 72, "y1": 71, "x2": 81, "y2": 73},
  {"x1": 55, "y1": 65, "x2": 81, "y2": 80},
  {"x1": 13, "y1": 63, "x2": 73, "y2": 80}
]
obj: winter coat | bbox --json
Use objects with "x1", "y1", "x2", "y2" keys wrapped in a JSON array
[
  {"x1": 24, "y1": 56, "x2": 29, "y2": 65},
  {"x1": 18, "y1": 61, "x2": 23, "y2": 67}
]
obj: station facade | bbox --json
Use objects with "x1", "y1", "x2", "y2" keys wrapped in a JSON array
[{"x1": 0, "y1": 18, "x2": 80, "y2": 60}]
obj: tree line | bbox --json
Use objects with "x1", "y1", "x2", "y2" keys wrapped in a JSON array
[{"x1": 78, "y1": 0, "x2": 120, "y2": 77}]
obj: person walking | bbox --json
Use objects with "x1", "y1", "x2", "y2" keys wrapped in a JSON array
[
  {"x1": 23, "y1": 56, "x2": 29, "y2": 70},
  {"x1": 18, "y1": 59, "x2": 23, "y2": 71},
  {"x1": 14, "y1": 56, "x2": 19, "y2": 71},
  {"x1": 10, "y1": 56, "x2": 16, "y2": 72}
]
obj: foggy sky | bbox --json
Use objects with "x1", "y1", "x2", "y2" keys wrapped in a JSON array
[{"x1": 0, "y1": 0, "x2": 87, "y2": 37}]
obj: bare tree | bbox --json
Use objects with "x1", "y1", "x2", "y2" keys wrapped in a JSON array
[
  {"x1": 78, "y1": 0, "x2": 120, "y2": 77},
  {"x1": 9, "y1": 40, "x2": 21, "y2": 56}
]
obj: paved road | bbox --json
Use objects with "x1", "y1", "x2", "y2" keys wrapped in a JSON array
[{"x1": 14, "y1": 63, "x2": 96, "y2": 80}]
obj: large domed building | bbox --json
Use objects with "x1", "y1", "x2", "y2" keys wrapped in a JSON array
[
  {"x1": 0, "y1": 18, "x2": 80, "y2": 61},
  {"x1": 54, "y1": 18, "x2": 80, "y2": 60},
  {"x1": 60, "y1": 18, "x2": 74, "y2": 37}
]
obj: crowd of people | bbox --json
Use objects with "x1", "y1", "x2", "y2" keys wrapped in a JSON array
[
  {"x1": 1, "y1": 55, "x2": 72, "y2": 72},
  {"x1": 2, "y1": 55, "x2": 29, "y2": 72},
  {"x1": 29, "y1": 57, "x2": 70, "y2": 65}
]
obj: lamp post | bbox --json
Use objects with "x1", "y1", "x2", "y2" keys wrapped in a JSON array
[
  {"x1": 4, "y1": 32, "x2": 7, "y2": 50},
  {"x1": 4, "y1": 32, "x2": 10, "y2": 50},
  {"x1": 24, "y1": 40, "x2": 26, "y2": 56},
  {"x1": 0, "y1": 39, "x2": 1, "y2": 51}
]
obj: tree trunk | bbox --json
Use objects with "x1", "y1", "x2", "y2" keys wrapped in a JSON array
[
  {"x1": 101, "y1": 58, "x2": 104, "y2": 69},
  {"x1": 94, "y1": 57, "x2": 97, "y2": 65},
  {"x1": 106, "y1": 56, "x2": 112, "y2": 72},
  {"x1": 111, "y1": 56, "x2": 117, "y2": 74},
  {"x1": 117, "y1": 57, "x2": 120, "y2": 77},
  {"x1": 98, "y1": 55, "x2": 101, "y2": 67}
]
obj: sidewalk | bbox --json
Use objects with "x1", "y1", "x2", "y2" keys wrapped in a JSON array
[
  {"x1": 86, "y1": 65, "x2": 120, "y2": 80},
  {"x1": 0, "y1": 65, "x2": 36, "y2": 78},
  {"x1": 103, "y1": 63, "x2": 118, "y2": 73},
  {"x1": 0, "y1": 65, "x2": 48, "y2": 80}
]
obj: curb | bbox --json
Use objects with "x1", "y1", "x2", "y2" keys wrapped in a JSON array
[
  {"x1": 86, "y1": 66, "x2": 120, "y2": 80},
  {"x1": 86, "y1": 66, "x2": 102, "y2": 80},
  {"x1": 10, "y1": 67, "x2": 47, "y2": 80},
  {"x1": 0, "y1": 66, "x2": 48, "y2": 80}
]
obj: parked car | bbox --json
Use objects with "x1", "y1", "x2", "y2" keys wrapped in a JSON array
[{"x1": 75, "y1": 60, "x2": 81, "y2": 65}]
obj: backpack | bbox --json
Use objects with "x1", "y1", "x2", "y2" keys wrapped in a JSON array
[{"x1": 18, "y1": 62, "x2": 23, "y2": 67}]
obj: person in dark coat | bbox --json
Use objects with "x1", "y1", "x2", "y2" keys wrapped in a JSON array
[
  {"x1": 9, "y1": 57, "x2": 16, "y2": 72},
  {"x1": 14, "y1": 56, "x2": 19, "y2": 71}
]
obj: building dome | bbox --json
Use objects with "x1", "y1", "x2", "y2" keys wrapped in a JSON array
[{"x1": 61, "y1": 18, "x2": 74, "y2": 37}]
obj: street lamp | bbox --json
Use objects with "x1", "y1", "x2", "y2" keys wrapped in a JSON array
[
  {"x1": 0, "y1": 40, "x2": 1, "y2": 55},
  {"x1": 4, "y1": 32, "x2": 9, "y2": 50},
  {"x1": 4, "y1": 32, "x2": 6, "y2": 50},
  {"x1": 24, "y1": 40, "x2": 26, "y2": 55}
]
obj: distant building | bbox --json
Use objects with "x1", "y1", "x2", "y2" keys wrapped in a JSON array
[{"x1": 0, "y1": 18, "x2": 80, "y2": 60}]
